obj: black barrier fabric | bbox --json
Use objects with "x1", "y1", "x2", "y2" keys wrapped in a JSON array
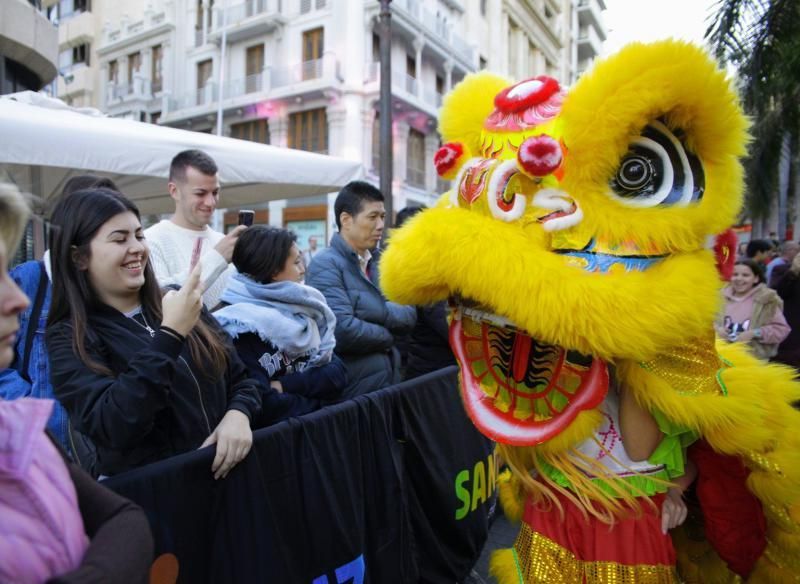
[
  {"x1": 394, "y1": 367, "x2": 496, "y2": 582},
  {"x1": 104, "y1": 368, "x2": 494, "y2": 584}
]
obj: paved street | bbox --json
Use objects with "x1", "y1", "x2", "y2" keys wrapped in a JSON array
[{"x1": 463, "y1": 509, "x2": 518, "y2": 584}]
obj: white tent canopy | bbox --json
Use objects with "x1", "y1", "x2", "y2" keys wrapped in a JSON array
[{"x1": 0, "y1": 92, "x2": 363, "y2": 215}]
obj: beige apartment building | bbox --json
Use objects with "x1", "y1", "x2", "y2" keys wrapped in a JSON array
[{"x1": 52, "y1": 0, "x2": 605, "y2": 242}]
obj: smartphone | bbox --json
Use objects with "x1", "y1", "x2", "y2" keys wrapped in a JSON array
[
  {"x1": 190, "y1": 237, "x2": 203, "y2": 271},
  {"x1": 238, "y1": 210, "x2": 255, "y2": 227}
]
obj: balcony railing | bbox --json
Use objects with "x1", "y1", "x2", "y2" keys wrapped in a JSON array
[
  {"x1": 211, "y1": 0, "x2": 284, "y2": 31},
  {"x1": 375, "y1": 64, "x2": 443, "y2": 111},
  {"x1": 390, "y1": 0, "x2": 474, "y2": 65},
  {"x1": 300, "y1": 0, "x2": 327, "y2": 13},
  {"x1": 101, "y1": 10, "x2": 172, "y2": 48},
  {"x1": 405, "y1": 74, "x2": 417, "y2": 95},
  {"x1": 164, "y1": 55, "x2": 340, "y2": 115},
  {"x1": 105, "y1": 76, "x2": 160, "y2": 103},
  {"x1": 272, "y1": 55, "x2": 335, "y2": 86},
  {"x1": 407, "y1": 167, "x2": 426, "y2": 189}
]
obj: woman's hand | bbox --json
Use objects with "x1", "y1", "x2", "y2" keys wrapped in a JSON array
[
  {"x1": 199, "y1": 410, "x2": 253, "y2": 480},
  {"x1": 270, "y1": 380, "x2": 283, "y2": 393},
  {"x1": 161, "y1": 263, "x2": 203, "y2": 337},
  {"x1": 736, "y1": 329, "x2": 756, "y2": 343},
  {"x1": 661, "y1": 487, "x2": 688, "y2": 534}
]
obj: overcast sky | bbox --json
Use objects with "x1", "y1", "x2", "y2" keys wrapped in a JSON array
[{"x1": 602, "y1": 0, "x2": 720, "y2": 55}]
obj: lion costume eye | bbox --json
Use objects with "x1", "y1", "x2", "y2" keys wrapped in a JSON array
[
  {"x1": 609, "y1": 120, "x2": 704, "y2": 208},
  {"x1": 488, "y1": 160, "x2": 527, "y2": 221}
]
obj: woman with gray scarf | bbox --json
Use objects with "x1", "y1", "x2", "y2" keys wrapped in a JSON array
[{"x1": 214, "y1": 227, "x2": 346, "y2": 426}]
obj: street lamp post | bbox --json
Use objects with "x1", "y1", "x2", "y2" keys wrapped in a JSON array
[{"x1": 378, "y1": 0, "x2": 393, "y2": 229}]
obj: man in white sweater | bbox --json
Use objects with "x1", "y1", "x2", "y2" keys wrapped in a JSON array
[{"x1": 145, "y1": 150, "x2": 246, "y2": 307}]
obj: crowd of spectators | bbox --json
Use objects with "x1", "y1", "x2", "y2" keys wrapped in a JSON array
[
  {"x1": 0, "y1": 148, "x2": 461, "y2": 580},
  {"x1": 0, "y1": 150, "x2": 454, "y2": 486}
]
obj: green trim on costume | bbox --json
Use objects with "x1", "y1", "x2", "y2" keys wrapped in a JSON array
[
  {"x1": 535, "y1": 409, "x2": 697, "y2": 497},
  {"x1": 512, "y1": 548, "x2": 523, "y2": 584},
  {"x1": 716, "y1": 368, "x2": 729, "y2": 396}
]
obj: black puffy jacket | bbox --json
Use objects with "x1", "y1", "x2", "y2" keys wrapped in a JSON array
[{"x1": 47, "y1": 304, "x2": 261, "y2": 476}]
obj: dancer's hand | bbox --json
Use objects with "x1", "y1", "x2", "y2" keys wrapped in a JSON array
[
  {"x1": 199, "y1": 410, "x2": 253, "y2": 480},
  {"x1": 661, "y1": 487, "x2": 688, "y2": 534}
]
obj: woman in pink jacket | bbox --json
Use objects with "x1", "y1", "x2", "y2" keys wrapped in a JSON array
[
  {"x1": 0, "y1": 183, "x2": 153, "y2": 584},
  {"x1": 716, "y1": 258, "x2": 791, "y2": 360}
]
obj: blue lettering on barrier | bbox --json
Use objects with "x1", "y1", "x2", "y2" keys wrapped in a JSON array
[{"x1": 312, "y1": 554, "x2": 365, "y2": 584}]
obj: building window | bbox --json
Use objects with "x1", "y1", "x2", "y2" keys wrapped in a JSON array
[
  {"x1": 372, "y1": 32, "x2": 380, "y2": 63},
  {"x1": 231, "y1": 119, "x2": 270, "y2": 144},
  {"x1": 59, "y1": 43, "x2": 91, "y2": 72},
  {"x1": 300, "y1": 0, "x2": 326, "y2": 14},
  {"x1": 289, "y1": 108, "x2": 328, "y2": 154},
  {"x1": 108, "y1": 59, "x2": 118, "y2": 83},
  {"x1": 245, "y1": 44, "x2": 264, "y2": 93},
  {"x1": 528, "y1": 41, "x2": 538, "y2": 75},
  {"x1": 407, "y1": 129, "x2": 426, "y2": 188},
  {"x1": 480, "y1": 0, "x2": 487, "y2": 16},
  {"x1": 302, "y1": 27, "x2": 324, "y2": 80},
  {"x1": 195, "y1": 0, "x2": 206, "y2": 29},
  {"x1": 127, "y1": 52, "x2": 141, "y2": 88},
  {"x1": 509, "y1": 19, "x2": 520, "y2": 78},
  {"x1": 48, "y1": 0, "x2": 91, "y2": 22},
  {"x1": 406, "y1": 54, "x2": 416, "y2": 79},
  {"x1": 197, "y1": 59, "x2": 213, "y2": 104},
  {"x1": 2, "y1": 59, "x2": 41, "y2": 94},
  {"x1": 150, "y1": 111, "x2": 161, "y2": 125},
  {"x1": 151, "y1": 45, "x2": 163, "y2": 93}
]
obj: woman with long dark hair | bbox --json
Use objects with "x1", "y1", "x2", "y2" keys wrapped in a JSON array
[
  {"x1": 214, "y1": 226, "x2": 346, "y2": 425},
  {"x1": 0, "y1": 183, "x2": 153, "y2": 583},
  {"x1": 47, "y1": 188, "x2": 260, "y2": 478}
]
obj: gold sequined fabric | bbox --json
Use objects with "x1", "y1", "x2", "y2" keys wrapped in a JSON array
[
  {"x1": 514, "y1": 523, "x2": 679, "y2": 583},
  {"x1": 639, "y1": 332, "x2": 726, "y2": 396}
]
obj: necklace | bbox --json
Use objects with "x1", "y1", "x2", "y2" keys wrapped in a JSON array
[{"x1": 139, "y1": 311, "x2": 156, "y2": 338}]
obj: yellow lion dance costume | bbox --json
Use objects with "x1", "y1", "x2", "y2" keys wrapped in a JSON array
[{"x1": 380, "y1": 41, "x2": 800, "y2": 583}]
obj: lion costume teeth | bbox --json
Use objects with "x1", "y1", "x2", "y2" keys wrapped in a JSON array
[{"x1": 381, "y1": 41, "x2": 800, "y2": 583}]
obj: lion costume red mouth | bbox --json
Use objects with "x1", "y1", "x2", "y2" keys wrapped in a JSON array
[{"x1": 449, "y1": 304, "x2": 609, "y2": 446}]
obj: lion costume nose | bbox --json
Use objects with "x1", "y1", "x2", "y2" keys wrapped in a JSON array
[{"x1": 518, "y1": 135, "x2": 563, "y2": 178}]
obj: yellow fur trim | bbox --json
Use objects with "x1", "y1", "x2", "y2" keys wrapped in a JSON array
[
  {"x1": 490, "y1": 548, "x2": 522, "y2": 584},
  {"x1": 382, "y1": 207, "x2": 722, "y2": 361},
  {"x1": 497, "y1": 469, "x2": 525, "y2": 523},
  {"x1": 439, "y1": 71, "x2": 510, "y2": 158}
]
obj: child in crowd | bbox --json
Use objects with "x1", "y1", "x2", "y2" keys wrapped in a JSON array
[
  {"x1": 214, "y1": 226, "x2": 346, "y2": 426},
  {"x1": 47, "y1": 187, "x2": 261, "y2": 478},
  {"x1": 0, "y1": 182, "x2": 153, "y2": 583}
]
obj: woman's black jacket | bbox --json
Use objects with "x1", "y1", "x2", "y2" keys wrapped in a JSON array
[{"x1": 47, "y1": 304, "x2": 261, "y2": 476}]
